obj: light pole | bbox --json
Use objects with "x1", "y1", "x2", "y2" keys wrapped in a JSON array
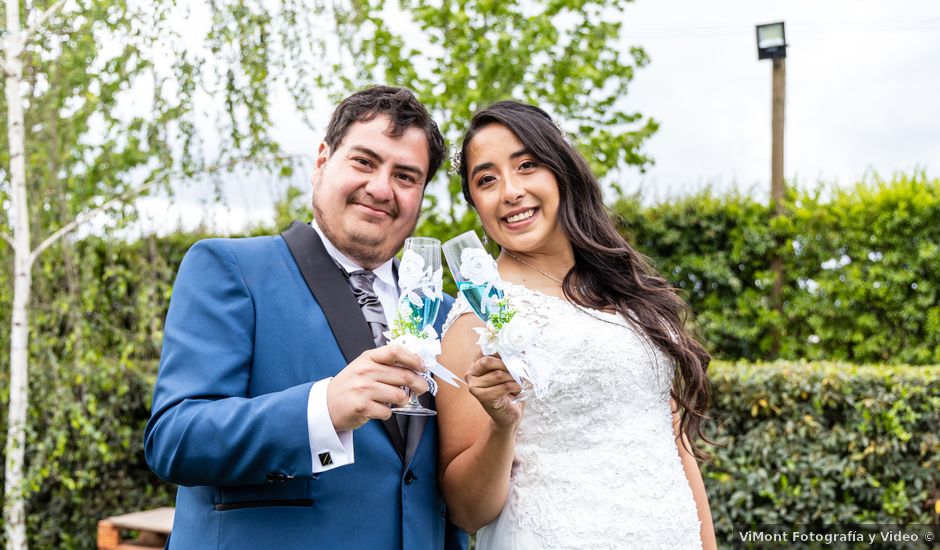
[
  {"x1": 756, "y1": 21, "x2": 787, "y2": 354},
  {"x1": 756, "y1": 21, "x2": 787, "y2": 212}
]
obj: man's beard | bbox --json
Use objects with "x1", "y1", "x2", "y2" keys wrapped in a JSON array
[{"x1": 311, "y1": 179, "x2": 414, "y2": 268}]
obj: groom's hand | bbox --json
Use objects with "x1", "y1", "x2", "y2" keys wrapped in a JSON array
[{"x1": 327, "y1": 345, "x2": 428, "y2": 432}]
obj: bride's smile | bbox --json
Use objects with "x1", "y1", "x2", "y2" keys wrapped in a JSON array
[{"x1": 465, "y1": 123, "x2": 569, "y2": 260}]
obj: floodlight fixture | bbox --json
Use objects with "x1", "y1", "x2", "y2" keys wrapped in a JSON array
[{"x1": 756, "y1": 21, "x2": 787, "y2": 60}]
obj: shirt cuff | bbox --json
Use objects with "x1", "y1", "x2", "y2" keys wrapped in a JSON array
[{"x1": 307, "y1": 378, "x2": 354, "y2": 473}]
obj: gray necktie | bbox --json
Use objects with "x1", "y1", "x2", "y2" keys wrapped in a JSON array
[
  {"x1": 347, "y1": 270, "x2": 389, "y2": 347},
  {"x1": 346, "y1": 269, "x2": 409, "y2": 437}
]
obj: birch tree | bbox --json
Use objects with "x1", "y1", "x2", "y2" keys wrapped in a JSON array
[
  {"x1": 1, "y1": 0, "x2": 331, "y2": 546},
  {"x1": 2, "y1": 1, "x2": 33, "y2": 544}
]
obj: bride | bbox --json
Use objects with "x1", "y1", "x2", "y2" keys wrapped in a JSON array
[{"x1": 436, "y1": 101, "x2": 717, "y2": 549}]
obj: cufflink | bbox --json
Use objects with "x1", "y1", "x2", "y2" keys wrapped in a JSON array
[{"x1": 318, "y1": 452, "x2": 333, "y2": 467}]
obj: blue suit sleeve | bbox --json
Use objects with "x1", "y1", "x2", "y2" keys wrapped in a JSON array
[{"x1": 144, "y1": 240, "x2": 313, "y2": 486}]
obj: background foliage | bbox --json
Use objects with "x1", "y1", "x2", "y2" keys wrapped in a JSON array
[
  {"x1": 0, "y1": 235, "x2": 197, "y2": 547},
  {"x1": 705, "y1": 362, "x2": 939, "y2": 543},
  {"x1": 1, "y1": 173, "x2": 938, "y2": 546},
  {"x1": 320, "y1": 0, "x2": 657, "y2": 226},
  {"x1": 613, "y1": 171, "x2": 940, "y2": 365}
]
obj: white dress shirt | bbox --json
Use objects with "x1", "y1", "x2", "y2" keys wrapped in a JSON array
[{"x1": 306, "y1": 220, "x2": 398, "y2": 473}]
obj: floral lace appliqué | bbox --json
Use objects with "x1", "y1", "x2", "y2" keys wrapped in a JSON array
[{"x1": 444, "y1": 284, "x2": 702, "y2": 549}]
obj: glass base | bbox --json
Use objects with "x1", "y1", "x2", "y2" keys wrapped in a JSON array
[
  {"x1": 390, "y1": 404, "x2": 437, "y2": 416},
  {"x1": 391, "y1": 389, "x2": 437, "y2": 416},
  {"x1": 510, "y1": 378, "x2": 535, "y2": 404}
]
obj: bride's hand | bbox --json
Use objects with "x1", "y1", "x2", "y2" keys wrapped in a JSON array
[{"x1": 465, "y1": 355, "x2": 525, "y2": 428}]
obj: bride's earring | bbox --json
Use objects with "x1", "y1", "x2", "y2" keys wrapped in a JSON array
[{"x1": 475, "y1": 210, "x2": 490, "y2": 246}]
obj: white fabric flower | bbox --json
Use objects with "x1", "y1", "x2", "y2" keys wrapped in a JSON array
[
  {"x1": 460, "y1": 248, "x2": 498, "y2": 285},
  {"x1": 415, "y1": 337, "x2": 441, "y2": 360},
  {"x1": 496, "y1": 316, "x2": 537, "y2": 355},
  {"x1": 472, "y1": 326, "x2": 499, "y2": 356},
  {"x1": 398, "y1": 250, "x2": 426, "y2": 290},
  {"x1": 390, "y1": 333, "x2": 421, "y2": 350},
  {"x1": 386, "y1": 327, "x2": 461, "y2": 391}
]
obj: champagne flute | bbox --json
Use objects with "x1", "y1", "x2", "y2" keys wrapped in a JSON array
[
  {"x1": 442, "y1": 231, "x2": 506, "y2": 318},
  {"x1": 442, "y1": 231, "x2": 533, "y2": 401},
  {"x1": 390, "y1": 237, "x2": 441, "y2": 416}
]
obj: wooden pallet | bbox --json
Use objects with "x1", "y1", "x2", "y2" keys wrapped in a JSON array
[{"x1": 97, "y1": 507, "x2": 174, "y2": 550}]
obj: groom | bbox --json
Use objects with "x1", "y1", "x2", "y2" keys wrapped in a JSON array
[{"x1": 145, "y1": 86, "x2": 466, "y2": 549}]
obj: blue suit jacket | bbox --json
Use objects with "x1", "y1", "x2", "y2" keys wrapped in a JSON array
[{"x1": 145, "y1": 222, "x2": 467, "y2": 549}]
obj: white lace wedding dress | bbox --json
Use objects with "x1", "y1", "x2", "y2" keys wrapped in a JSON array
[{"x1": 443, "y1": 282, "x2": 703, "y2": 549}]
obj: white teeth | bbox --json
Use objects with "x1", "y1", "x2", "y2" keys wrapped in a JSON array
[{"x1": 506, "y1": 209, "x2": 536, "y2": 223}]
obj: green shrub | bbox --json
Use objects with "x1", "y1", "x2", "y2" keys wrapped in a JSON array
[
  {"x1": 615, "y1": 190, "x2": 779, "y2": 358},
  {"x1": 0, "y1": 355, "x2": 172, "y2": 549},
  {"x1": 704, "y1": 361, "x2": 940, "y2": 545},
  {"x1": 5, "y1": 359, "x2": 935, "y2": 547},
  {"x1": 0, "y1": 234, "x2": 198, "y2": 548},
  {"x1": 785, "y1": 175, "x2": 940, "y2": 364},
  {"x1": 612, "y1": 172, "x2": 940, "y2": 364}
]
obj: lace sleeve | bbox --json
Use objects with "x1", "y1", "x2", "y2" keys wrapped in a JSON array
[{"x1": 441, "y1": 292, "x2": 474, "y2": 337}]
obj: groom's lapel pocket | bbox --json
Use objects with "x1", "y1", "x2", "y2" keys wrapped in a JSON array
[{"x1": 216, "y1": 480, "x2": 312, "y2": 511}]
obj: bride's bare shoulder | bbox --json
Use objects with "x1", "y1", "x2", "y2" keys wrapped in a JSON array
[{"x1": 441, "y1": 310, "x2": 483, "y2": 350}]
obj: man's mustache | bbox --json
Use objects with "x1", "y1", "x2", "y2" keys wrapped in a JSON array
[{"x1": 348, "y1": 190, "x2": 397, "y2": 218}]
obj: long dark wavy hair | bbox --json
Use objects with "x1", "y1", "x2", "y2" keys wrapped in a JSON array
[{"x1": 457, "y1": 100, "x2": 712, "y2": 458}]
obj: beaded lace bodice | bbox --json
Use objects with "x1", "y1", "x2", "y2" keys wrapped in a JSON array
[{"x1": 443, "y1": 282, "x2": 702, "y2": 549}]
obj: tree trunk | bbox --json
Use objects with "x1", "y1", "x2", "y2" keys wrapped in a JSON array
[{"x1": 5, "y1": 0, "x2": 32, "y2": 547}]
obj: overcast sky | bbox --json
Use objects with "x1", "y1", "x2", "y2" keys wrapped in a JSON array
[
  {"x1": 620, "y1": 0, "x2": 940, "y2": 202},
  {"x1": 136, "y1": 0, "x2": 940, "y2": 233}
]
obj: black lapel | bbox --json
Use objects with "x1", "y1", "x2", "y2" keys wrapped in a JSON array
[{"x1": 281, "y1": 221, "x2": 406, "y2": 460}]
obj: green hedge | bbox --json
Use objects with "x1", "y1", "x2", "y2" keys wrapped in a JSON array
[
  {"x1": 704, "y1": 361, "x2": 940, "y2": 545},
  {"x1": 16, "y1": 360, "x2": 172, "y2": 548},
  {"x1": 0, "y1": 235, "x2": 198, "y2": 548},
  {"x1": 3, "y1": 359, "x2": 936, "y2": 547},
  {"x1": 613, "y1": 172, "x2": 940, "y2": 364}
]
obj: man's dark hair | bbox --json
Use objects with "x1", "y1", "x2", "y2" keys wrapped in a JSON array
[{"x1": 324, "y1": 86, "x2": 445, "y2": 185}]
